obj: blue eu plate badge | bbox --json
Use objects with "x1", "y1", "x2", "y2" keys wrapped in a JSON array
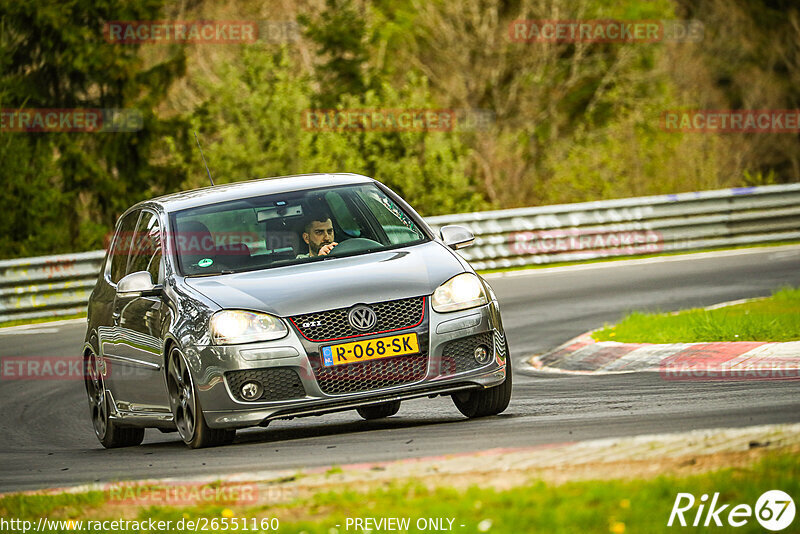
[{"x1": 322, "y1": 346, "x2": 333, "y2": 366}]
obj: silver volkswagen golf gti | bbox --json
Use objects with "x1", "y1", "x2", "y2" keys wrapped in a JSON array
[{"x1": 84, "y1": 173, "x2": 511, "y2": 448}]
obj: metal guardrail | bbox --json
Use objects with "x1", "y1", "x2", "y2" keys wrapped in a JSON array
[
  {"x1": 0, "y1": 250, "x2": 105, "y2": 323},
  {"x1": 1, "y1": 184, "x2": 799, "y2": 323},
  {"x1": 426, "y1": 183, "x2": 800, "y2": 270}
]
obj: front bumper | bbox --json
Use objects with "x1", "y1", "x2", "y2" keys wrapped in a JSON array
[{"x1": 183, "y1": 299, "x2": 507, "y2": 429}]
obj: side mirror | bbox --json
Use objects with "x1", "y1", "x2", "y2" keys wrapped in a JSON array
[
  {"x1": 117, "y1": 271, "x2": 162, "y2": 297},
  {"x1": 440, "y1": 225, "x2": 474, "y2": 250}
]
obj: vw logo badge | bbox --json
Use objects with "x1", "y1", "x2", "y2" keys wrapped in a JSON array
[{"x1": 348, "y1": 305, "x2": 377, "y2": 331}]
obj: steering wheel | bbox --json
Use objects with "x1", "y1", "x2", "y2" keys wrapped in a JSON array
[{"x1": 328, "y1": 238, "x2": 382, "y2": 256}]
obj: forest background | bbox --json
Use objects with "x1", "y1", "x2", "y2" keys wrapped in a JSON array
[{"x1": 1, "y1": 0, "x2": 798, "y2": 258}]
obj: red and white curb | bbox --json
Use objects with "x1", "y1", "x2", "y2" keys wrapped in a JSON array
[{"x1": 530, "y1": 332, "x2": 800, "y2": 378}]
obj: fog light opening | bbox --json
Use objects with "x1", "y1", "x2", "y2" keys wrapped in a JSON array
[
  {"x1": 241, "y1": 381, "x2": 263, "y2": 400},
  {"x1": 474, "y1": 345, "x2": 491, "y2": 365}
]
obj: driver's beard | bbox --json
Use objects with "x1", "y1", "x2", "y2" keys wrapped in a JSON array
[{"x1": 313, "y1": 241, "x2": 330, "y2": 255}]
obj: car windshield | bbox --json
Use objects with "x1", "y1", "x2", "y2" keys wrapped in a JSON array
[{"x1": 169, "y1": 183, "x2": 428, "y2": 275}]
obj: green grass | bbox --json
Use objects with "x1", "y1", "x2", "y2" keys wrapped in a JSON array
[
  {"x1": 1, "y1": 452, "x2": 797, "y2": 533},
  {"x1": 476, "y1": 241, "x2": 800, "y2": 275},
  {"x1": 594, "y1": 287, "x2": 800, "y2": 343},
  {"x1": 0, "y1": 490, "x2": 106, "y2": 521},
  {"x1": 325, "y1": 465, "x2": 344, "y2": 476}
]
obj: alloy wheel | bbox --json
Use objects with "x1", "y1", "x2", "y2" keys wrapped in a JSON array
[
  {"x1": 167, "y1": 348, "x2": 196, "y2": 442},
  {"x1": 85, "y1": 352, "x2": 107, "y2": 438}
]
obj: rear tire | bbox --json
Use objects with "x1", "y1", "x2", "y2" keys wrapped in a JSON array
[
  {"x1": 167, "y1": 347, "x2": 235, "y2": 449},
  {"x1": 84, "y1": 351, "x2": 145, "y2": 448},
  {"x1": 452, "y1": 354, "x2": 512, "y2": 418},
  {"x1": 356, "y1": 401, "x2": 401, "y2": 420}
]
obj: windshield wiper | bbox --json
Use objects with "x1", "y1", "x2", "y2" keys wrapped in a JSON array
[{"x1": 185, "y1": 270, "x2": 236, "y2": 278}]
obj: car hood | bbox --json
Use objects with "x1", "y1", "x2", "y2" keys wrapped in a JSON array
[{"x1": 183, "y1": 241, "x2": 466, "y2": 317}]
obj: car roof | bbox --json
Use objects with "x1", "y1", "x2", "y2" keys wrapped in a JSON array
[{"x1": 141, "y1": 173, "x2": 376, "y2": 213}]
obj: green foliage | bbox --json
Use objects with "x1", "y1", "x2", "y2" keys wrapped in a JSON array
[
  {"x1": 2, "y1": 0, "x2": 800, "y2": 258},
  {"x1": 0, "y1": 0, "x2": 188, "y2": 258},
  {"x1": 594, "y1": 286, "x2": 800, "y2": 343},
  {"x1": 298, "y1": 0, "x2": 375, "y2": 107},
  {"x1": 182, "y1": 44, "x2": 485, "y2": 217},
  {"x1": 178, "y1": 47, "x2": 314, "y2": 186}
]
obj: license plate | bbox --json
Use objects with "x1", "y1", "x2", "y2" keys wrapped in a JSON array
[{"x1": 321, "y1": 333, "x2": 419, "y2": 367}]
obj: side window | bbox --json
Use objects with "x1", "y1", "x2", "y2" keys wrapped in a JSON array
[
  {"x1": 109, "y1": 211, "x2": 140, "y2": 284},
  {"x1": 146, "y1": 246, "x2": 163, "y2": 283},
  {"x1": 127, "y1": 211, "x2": 162, "y2": 282},
  {"x1": 324, "y1": 192, "x2": 362, "y2": 238},
  {"x1": 357, "y1": 187, "x2": 424, "y2": 244}
]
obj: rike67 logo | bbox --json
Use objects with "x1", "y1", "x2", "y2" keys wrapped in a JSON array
[{"x1": 668, "y1": 490, "x2": 795, "y2": 531}]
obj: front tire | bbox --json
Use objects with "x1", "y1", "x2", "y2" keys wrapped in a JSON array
[
  {"x1": 356, "y1": 401, "x2": 401, "y2": 420},
  {"x1": 452, "y1": 355, "x2": 512, "y2": 418},
  {"x1": 84, "y1": 351, "x2": 144, "y2": 448},
  {"x1": 167, "y1": 347, "x2": 235, "y2": 449}
]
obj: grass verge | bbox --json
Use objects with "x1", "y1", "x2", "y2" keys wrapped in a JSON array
[
  {"x1": 594, "y1": 287, "x2": 800, "y2": 343},
  {"x1": 0, "y1": 451, "x2": 796, "y2": 533}
]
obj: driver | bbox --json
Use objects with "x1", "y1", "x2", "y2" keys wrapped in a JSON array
[{"x1": 297, "y1": 213, "x2": 338, "y2": 258}]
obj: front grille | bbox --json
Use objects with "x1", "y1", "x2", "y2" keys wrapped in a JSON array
[
  {"x1": 441, "y1": 332, "x2": 494, "y2": 374},
  {"x1": 314, "y1": 351, "x2": 428, "y2": 395},
  {"x1": 291, "y1": 296, "x2": 425, "y2": 341},
  {"x1": 226, "y1": 368, "x2": 306, "y2": 402}
]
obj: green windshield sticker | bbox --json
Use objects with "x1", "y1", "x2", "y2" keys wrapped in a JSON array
[{"x1": 198, "y1": 258, "x2": 213, "y2": 268}]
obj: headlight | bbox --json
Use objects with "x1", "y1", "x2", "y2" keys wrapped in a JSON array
[
  {"x1": 431, "y1": 273, "x2": 488, "y2": 313},
  {"x1": 209, "y1": 310, "x2": 288, "y2": 345}
]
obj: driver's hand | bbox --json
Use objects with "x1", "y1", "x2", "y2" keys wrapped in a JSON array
[{"x1": 318, "y1": 242, "x2": 338, "y2": 256}]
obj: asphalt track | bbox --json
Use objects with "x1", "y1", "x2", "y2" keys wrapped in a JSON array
[{"x1": 1, "y1": 246, "x2": 799, "y2": 493}]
